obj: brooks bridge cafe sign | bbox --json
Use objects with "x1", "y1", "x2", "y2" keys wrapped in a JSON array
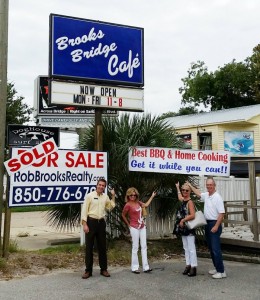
[{"x1": 49, "y1": 14, "x2": 144, "y2": 111}]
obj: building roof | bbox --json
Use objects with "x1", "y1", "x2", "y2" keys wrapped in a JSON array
[{"x1": 166, "y1": 104, "x2": 260, "y2": 129}]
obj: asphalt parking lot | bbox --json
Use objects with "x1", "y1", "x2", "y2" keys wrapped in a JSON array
[
  {"x1": 1, "y1": 212, "x2": 260, "y2": 300},
  {"x1": 0, "y1": 257, "x2": 260, "y2": 300}
]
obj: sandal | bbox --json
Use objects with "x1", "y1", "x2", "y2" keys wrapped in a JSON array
[{"x1": 144, "y1": 269, "x2": 153, "y2": 273}]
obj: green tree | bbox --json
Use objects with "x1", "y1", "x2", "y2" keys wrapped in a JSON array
[
  {"x1": 4, "y1": 82, "x2": 33, "y2": 159},
  {"x1": 6, "y1": 82, "x2": 33, "y2": 125},
  {"x1": 248, "y1": 44, "x2": 260, "y2": 101},
  {"x1": 46, "y1": 113, "x2": 189, "y2": 236},
  {"x1": 159, "y1": 106, "x2": 200, "y2": 120},
  {"x1": 178, "y1": 106, "x2": 199, "y2": 115},
  {"x1": 179, "y1": 45, "x2": 260, "y2": 110}
]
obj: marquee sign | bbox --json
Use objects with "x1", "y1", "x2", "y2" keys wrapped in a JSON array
[
  {"x1": 49, "y1": 14, "x2": 144, "y2": 87},
  {"x1": 50, "y1": 80, "x2": 144, "y2": 111},
  {"x1": 34, "y1": 76, "x2": 118, "y2": 117}
]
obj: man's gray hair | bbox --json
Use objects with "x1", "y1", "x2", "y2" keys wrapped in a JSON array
[{"x1": 206, "y1": 176, "x2": 216, "y2": 186}]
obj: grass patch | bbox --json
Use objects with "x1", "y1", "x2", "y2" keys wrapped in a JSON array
[
  {"x1": 8, "y1": 239, "x2": 19, "y2": 253},
  {"x1": 107, "y1": 239, "x2": 132, "y2": 265},
  {"x1": 10, "y1": 206, "x2": 48, "y2": 213},
  {"x1": 107, "y1": 237, "x2": 184, "y2": 266},
  {"x1": 37, "y1": 243, "x2": 83, "y2": 255},
  {"x1": 0, "y1": 258, "x2": 8, "y2": 272},
  {"x1": 1, "y1": 237, "x2": 259, "y2": 281}
]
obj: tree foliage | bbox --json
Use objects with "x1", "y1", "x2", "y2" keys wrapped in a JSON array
[
  {"x1": 179, "y1": 44, "x2": 260, "y2": 110},
  {"x1": 159, "y1": 106, "x2": 199, "y2": 120},
  {"x1": 6, "y1": 82, "x2": 33, "y2": 125},
  {"x1": 46, "y1": 113, "x2": 190, "y2": 235},
  {"x1": 4, "y1": 82, "x2": 33, "y2": 159}
]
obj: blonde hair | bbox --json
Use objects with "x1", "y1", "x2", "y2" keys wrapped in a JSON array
[
  {"x1": 125, "y1": 187, "x2": 140, "y2": 202},
  {"x1": 181, "y1": 183, "x2": 191, "y2": 191}
]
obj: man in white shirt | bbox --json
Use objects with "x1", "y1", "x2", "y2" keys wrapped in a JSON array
[{"x1": 187, "y1": 177, "x2": 226, "y2": 279}]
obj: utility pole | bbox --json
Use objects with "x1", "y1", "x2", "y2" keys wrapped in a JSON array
[
  {"x1": 95, "y1": 109, "x2": 103, "y2": 151},
  {"x1": 0, "y1": 0, "x2": 9, "y2": 255}
]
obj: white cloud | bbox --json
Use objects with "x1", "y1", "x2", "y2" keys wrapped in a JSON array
[{"x1": 7, "y1": 0, "x2": 260, "y2": 118}]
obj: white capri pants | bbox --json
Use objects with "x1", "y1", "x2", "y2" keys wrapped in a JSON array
[
  {"x1": 129, "y1": 226, "x2": 150, "y2": 272},
  {"x1": 181, "y1": 235, "x2": 198, "y2": 267}
]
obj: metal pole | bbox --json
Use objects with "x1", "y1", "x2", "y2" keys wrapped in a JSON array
[{"x1": 0, "y1": 0, "x2": 9, "y2": 256}]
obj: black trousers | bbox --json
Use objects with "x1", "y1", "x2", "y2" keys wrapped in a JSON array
[{"x1": 85, "y1": 218, "x2": 107, "y2": 273}]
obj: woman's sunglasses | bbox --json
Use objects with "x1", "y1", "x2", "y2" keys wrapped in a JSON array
[
  {"x1": 129, "y1": 194, "x2": 137, "y2": 197},
  {"x1": 181, "y1": 189, "x2": 190, "y2": 192}
]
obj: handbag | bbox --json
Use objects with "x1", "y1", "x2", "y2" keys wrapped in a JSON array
[
  {"x1": 186, "y1": 210, "x2": 207, "y2": 230},
  {"x1": 142, "y1": 207, "x2": 147, "y2": 217}
]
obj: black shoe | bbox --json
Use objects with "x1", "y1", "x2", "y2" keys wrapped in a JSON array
[
  {"x1": 182, "y1": 265, "x2": 191, "y2": 275},
  {"x1": 132, "y1": 270, "x2": 140, "y2": 274},
  {"x1": 188, "y1": 267, "x2": 197, "y2": 277},
  {"x1": 144, "y1": 269, "x2": 153, "y2": 273}
]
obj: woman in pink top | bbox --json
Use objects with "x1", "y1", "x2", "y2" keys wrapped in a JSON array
[{"x1": 122, "y1": 187, "x2": 156, "y2": 274}]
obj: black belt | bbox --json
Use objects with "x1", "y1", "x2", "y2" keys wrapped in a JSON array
[
  {"x1": 206, "y1": 220, "x2": 217, "y2": 223},
  {"x1": 88, "y1": 216, "x2": 105, "y2": 222}
]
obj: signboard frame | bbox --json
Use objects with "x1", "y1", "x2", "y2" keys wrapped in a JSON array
[
  {"x1": 8, "y1": 148, "x2": 108, "y2": 207},
  {"x1": 128, "y1": 147, "x2": 231, "y2": 177},
  {"x1": 49, "y1": 80, "x2": 144, "y2": 112},
  {"x1": 34, "y1": 76, "x2": 118, "y2": 117},
  {"x1": 49, "y1": 14, "x2": 144, "y2": 87},
  {"x1": 7, "y1": 124, "x2": 60, "y2": 147}
]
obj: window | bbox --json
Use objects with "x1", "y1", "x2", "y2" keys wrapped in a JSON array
[
  {"x1": 177, "y1": 134, "x2": 192, "y2": 149},
  {"x1": 198, "y1": 132, "x2": 212, "y2": 150}
]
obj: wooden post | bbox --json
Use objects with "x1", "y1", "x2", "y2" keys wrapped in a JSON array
[
  {"x1": 2, "y1": 151, "x2": 11, "y2": 257},
  {"x1": 243, "y1": 200, "x2": 248, "y2": 221},
  {"x1": 2, "y1": 189, "x2": 11, "y2": 258},
  {"x1": 248, "y1": 161, "x2": 259, "y2": 241},
  {"x1": 0, "y1": 0, "x2": 9, "y2": 256},
  {"x1": 95, "y1": 109, "x2": 103, "y2": 151},
  {"x1": 224, "y1": 202, "x2": 228, "y2": 227}
]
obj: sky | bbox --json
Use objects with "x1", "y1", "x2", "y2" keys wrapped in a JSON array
[{"x1": 7, "y1": 0, "x2": 260, "y2": 147}]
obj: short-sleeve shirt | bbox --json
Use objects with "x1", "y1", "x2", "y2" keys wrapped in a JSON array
[
  {"x1": 81, "y1": 190, "x2": 115, "y2": 223},
  {"x1": 122, "y1": 202, "x2": 145, "y2": 229},
  {"x1": 201, "y1": 191, "x2": 225, "y2": 220}
]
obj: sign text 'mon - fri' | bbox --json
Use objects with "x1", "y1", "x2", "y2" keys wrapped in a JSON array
[{"x1": 50, "y1": 81, "x2": 144, "y2": 112}]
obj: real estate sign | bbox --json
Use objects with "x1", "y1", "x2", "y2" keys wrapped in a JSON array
[{"x1": 7, "y1": 146, "x2": 107, "y2": 207}]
